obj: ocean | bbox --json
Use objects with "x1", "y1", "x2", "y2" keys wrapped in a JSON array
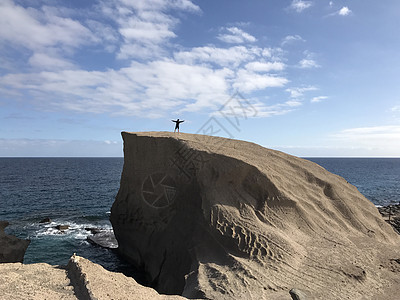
[
  {"x1": 0, "y1": 158, "x2": 131, "y2": 274},
  {"x1": 307, "y1": 158, "x2": 400, "y2": 206},
  {"x1": 0, "y1": 157, "x2": 399, "y2": 270}
]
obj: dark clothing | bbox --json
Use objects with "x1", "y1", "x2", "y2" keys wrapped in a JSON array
[{"x1": 172, "y1": 119, "x2": 184, "y2": 132}]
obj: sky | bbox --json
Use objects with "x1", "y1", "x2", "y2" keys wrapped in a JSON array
[{"x1": 1, "y1": 0, "x2": 400, "y2": 157}]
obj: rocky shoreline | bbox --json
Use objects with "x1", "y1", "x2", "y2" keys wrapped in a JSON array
[
  {"x1": 0, "y1": 202, "x2": 399, "y2": 299},
  {"x1": 378, "y1": 203, "x2": 400, "y2": 234},
  {"x1": 0, "y1": 254, "x2": 186, "y2": 300},
  {"x1": 0, "y1": 221, "x2": 30, "y2": 263}
]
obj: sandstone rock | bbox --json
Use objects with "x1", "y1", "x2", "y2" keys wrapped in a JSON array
[
  {"x1": 110, "y1": 132, "x2": 400, "y2": 300},
  {"x1": 0, "y1": 255, "x2": 187, "y2": 300},
  {"x1": 0, "y1": 221, "x2": 30, "y2": 263},
  {"x1": 0, "y1": 261, "x2": 76, "y2": 300},
  {"x1": 67, "y1": 254, "x2": 186, "y2": 300}
]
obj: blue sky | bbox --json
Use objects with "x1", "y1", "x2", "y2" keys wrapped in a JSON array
[{"x1": 1, "y1": 0, "x2": 399, "y2": 157}]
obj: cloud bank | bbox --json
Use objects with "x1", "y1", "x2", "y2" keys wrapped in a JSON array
[{"x1": 0, "y1": 0, "x2": 326, "y2": 120}]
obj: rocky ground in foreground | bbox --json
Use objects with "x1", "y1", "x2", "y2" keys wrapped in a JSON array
[
  {"x1": 378, "y1": 203, "x2": 400, "y2": 234},
  {"x1": 0, "y1": 255, "x2": 309, "y2": 300},
  {"x1": 0, "y1": 255, "x2": 186, "y2": 300}
]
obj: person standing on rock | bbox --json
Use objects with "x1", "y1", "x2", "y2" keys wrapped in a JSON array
[{"x1": 172, "y1": 119, "x2": 184, "y2": 133}]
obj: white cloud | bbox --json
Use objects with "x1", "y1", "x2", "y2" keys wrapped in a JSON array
[
  {"x1": 118, "y1": 43, "x2": 167, "y2": 60},
  {"x1": 85, "y1": 20, "x2": 119, "y2": 53},
  {"x1": 0, "y1": 0, "x2": 113, "y2": 74},
  {"x1": 285, "y1": 100, "x2": 302, "y2": 107},
  {"x1": 0, "y1": 30, "x2": 290, "y2": 117},
  {"x1": 332, "y1": 126, "x2": 400, "y2": 155},
  {"x1": 0, "y1": 0, "x2": 95, "y2": 51},
  {"x1": 0, "y1": 138, "x2": 122, "y2": 157},
  {"x1": 119, "y1": 19, "x2": 176, "y2": 42},
  {"x1": 174, "y1": 46, "x2": 277, "y2": 68},
  {"x1": 245, "y1": 61, "x2": 285, "y2": 72},
  {"x1": 289, "y1": 0, "x2": 313, "y2": 13},
  {"x1": 0, "y1": 60, "x2": 233, "y2": 116},
  {"x1": 297, "y1": 51, "x2": 320, "y2": 69},
  {"x1": 327, "y1": 6, "x2": 352, "y2": 17},
  {"x1": 274, "y1": 145, "x2": 398, "y2": 157},
  {"x1": 233, "y1": 69, "x2": 288, "y2": 93},
  {"x1": 217, "y1": 27, "x2": 257, "y2": 44},
  {"x1": 338, "y1": 6, "x2": 351, "y2": 16},
  {"x1": 298, "y1": 59, "x2": 320, "y2": 69},
  {"x1": 279, "y1": 125, "x2": 400, "y2": 157},
  {"x1": 391, "y1": 105, "x2": 400, "y2": 112},
  {"x1": 97, "y1": 0, "x2": 201, "y2": 59},
  {"x1": 0, "y1": 0, "x2": 203, "y2": 64},
  {"x1": 329, "y1": 1, "x2": 334, "y2": 7},
  {"x1": 338, "y1": 126, "x2": 400, "y2": 136},
  {"x1": 281, "y1": 35, "x2": 305, "y2": 46},
  {"x1": 248, "y1": 97, "x2": 307, "y2": 117},
  {"x1": 28, "y1": 52, "x2": 76, "y2": 70},
  {"x1": 286, "y1": 86, "x2": 317, "y2": 99},
  {"x1": 117, "y1": 0, "x2": 201, "y2": 13},
  {"x1": 0, "y1": 0, "x2": 319, "y2": 121},
  {"x1": 311, "y1": 96, "x2": 328, "y2": 103}
]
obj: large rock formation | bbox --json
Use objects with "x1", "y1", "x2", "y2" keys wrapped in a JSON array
[
  {"x1": 110, "y1": 132, "x2": 400, "y2": 299},
  {"x1": 0, "y1": 221, "x2": 30, "y2": 263}
]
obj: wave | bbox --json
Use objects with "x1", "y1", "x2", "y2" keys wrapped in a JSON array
[{"x1": 25, "y1": 220, "x2": 113, "y2": 241}]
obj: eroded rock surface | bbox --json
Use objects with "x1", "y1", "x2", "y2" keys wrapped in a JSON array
[
  {"x1": 0, "y1": 255, "x2": 186, "y2": 300},
  {"x1": 0, "y1": 221, "x2": 30, "y2": 263},
  {"x1": 111, "y1": 132, "x2": 400, "y2": 299},
  {"x1": 67, "y1": 255, "x2": 186, "y2": 300},
  {"x1": 0, "y1": 261, "x2": 76, "y2": 300}
]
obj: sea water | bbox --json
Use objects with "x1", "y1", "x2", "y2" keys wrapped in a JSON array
[
  {"x1": 0, "y1": 157, "x2": 399, "y2": 269},
  {"x1": 307, "y1": 158, "x2": 400, "y2": 206},
  {"x1": 0, "y1": 157, "x2": 132, "y2": 274}
]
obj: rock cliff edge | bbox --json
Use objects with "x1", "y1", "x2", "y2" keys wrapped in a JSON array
[
  {"x1": 110, "y1": 132, "x2": 400, "y2": 299},
  {"x1": 0, "y1": 221, "x2": 30, "y2": 263}
]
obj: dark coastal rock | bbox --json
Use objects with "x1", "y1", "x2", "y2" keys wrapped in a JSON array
[
  {"x1": 110, "y1": 132, "x2": 400, "y2": 299},
  {"x1": 0, "y1": 221, "x2": 8, "y2": 232},
  {"x1": 85, "y1": 227, "x2": 102, "y2": 234},
  {"x1": 39, "y1": 217, "x2": 51, "y2": 223},
  {"x1": 55, "y1": 225, "x2": 69, "y2": 231},
  {"x1": 0, "y1": 221, "x2": 30, "y2": 263},
  {"x1": 87, "y1": 231, "x2": 118, "y2": 249},
  {"x1": 378, "y1": 204, "x2": 400, "y2": 234}
]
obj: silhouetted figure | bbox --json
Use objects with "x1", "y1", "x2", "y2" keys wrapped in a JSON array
[{"x1": 172, "y1": 119, "x2": 185, "y2": 133}]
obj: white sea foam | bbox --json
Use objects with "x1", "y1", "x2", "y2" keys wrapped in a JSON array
[{"x1": 29, "y1": 220, "x2": 113, "y2": 240}]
